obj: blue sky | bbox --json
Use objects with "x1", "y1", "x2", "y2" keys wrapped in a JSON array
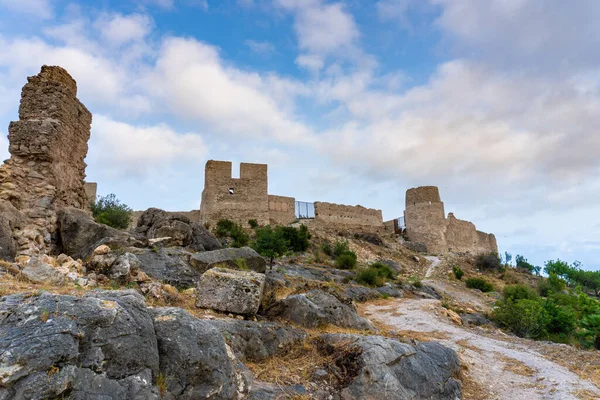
[{"x1": 0, "y1": 0, "x2": 599, "y2": 271}]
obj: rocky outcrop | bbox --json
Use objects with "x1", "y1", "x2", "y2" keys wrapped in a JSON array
[
  {"x1": 0, "y1": 290, "x2": 249, "y2": 399},
  {"x1": 189, "y1": 247, "x2": 267, "y2": 273},
  {"x1": 132, "y1": 247, "x2": 199, "y2": 288},
  {"x1": 0, "y1": 201, "x2": 26, "y2": 261},
  {"x1": 21, "y1": 257, "x2": 65, "y2": 285},
  {"x1": 57, "y1": 207, "x2": 140, "y2": 260},
  {"x1": 196, "y1": 267, "x2": 266, "y2": 315},
  {"x1": 269, "y1": 290, "x2": 374, "y2": 331},
  {"x1": 135, "y1": 208, "x2": 221, "y2": 251},
  {"x1": 208, "y1": 320, "x2": 308, "y2": 362},
  {"x1": 0, "y1": 66, "x2": 92, "y2": 257},
  {"x1": 151, "y1": 308, "x2": 249, "y2": 399},
  {"x1": 321, "y1": 334, "x2": 462, "y2": 400}
]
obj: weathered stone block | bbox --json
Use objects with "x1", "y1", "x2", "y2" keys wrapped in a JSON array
[
  {"x1": 189, "y1": 247, "x2": 266, "y2": 273},
  {"x1": 196, "y1": 267, "x2": 265, "y2": 315}
]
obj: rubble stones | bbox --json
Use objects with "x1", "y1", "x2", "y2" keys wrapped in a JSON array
[{"x1": 196, "y1": 267, "x2": 266, "y2": 315}]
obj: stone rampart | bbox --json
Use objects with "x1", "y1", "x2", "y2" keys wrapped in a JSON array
[
  {"x1": 268, "y1": 195, "x2": 296, "y2": 225},
  {"x1": 404, "y1": 186, "x2": 498, "y2": 255},
  {"x1": 199, "y1": 160, "x2": 269, "y2": 227},
  {"x1": 0, "y1": 65, "x2": 92, "y2": 257},
  {"x1": 314, "y1": 202, "x2": 383, "y2": 227}
]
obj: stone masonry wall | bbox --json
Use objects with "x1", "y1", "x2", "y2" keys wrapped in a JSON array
[
  {"x1": 404, "y1": 186, "x2": 498, "y2": 255},
  {"x1": 268, "y1": 195, "x2": 296, "y2": 225},
  {"x1": 0, "y1": 66, "x2": 92, "y2": 257},
  {"x1": 199, "y1": 160, "x2": 269, "y2": 227},
  {"x1": 314, "y1": 202, "x2": 383, "y2": 227}
]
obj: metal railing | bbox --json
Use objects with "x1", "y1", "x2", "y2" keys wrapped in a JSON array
[{"x1": 295, "y1": 201, "x2": 315, "y2": 219}]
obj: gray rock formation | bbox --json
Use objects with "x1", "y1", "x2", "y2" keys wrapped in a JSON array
[
  {"x1": 269, "y1": 290, "x2": 374, "y2": 331},
  {"x1": 196, "y1": 267, "x2": 265, "y2": 315},
  {"x1": 0, "y1": 200, "x2": 26, "y2": 261},
  {"x1": 133, "y1": 247, "x2": 199, "y2": 288},
  {"x1": 189, "y1": 247, "x2": 267, "y2": 273},
  {"x1": 135, "y1": 208, "x2": 221, "y2": 251},
  {"x1": 0, "y1": 290, "x2": 249, "y2": 399},
  {"x1": 151, "y1": 308, "x2": 249, "y2": 399},
  {"x1": 21, "y1": 257, "x2": 65, "y2": 284},
  {"x1": 57, "y1": 207, "x2": 139, "y2": 260},
  {"x1": 208, "y1": 320, "x2": 307, "y2": 362},
  {"x1": 321, "y1": 334, "x2": 462, "y2": 400}
]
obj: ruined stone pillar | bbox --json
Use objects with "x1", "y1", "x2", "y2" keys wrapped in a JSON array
[
  {"x1": 0, "y1": 65, "x2": 92, "y2": 257},
  {"x1": 404, "y1": 186, "x2": 447, "y2": 254}
]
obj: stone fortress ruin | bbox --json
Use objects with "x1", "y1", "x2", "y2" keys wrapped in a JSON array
[{"x1": 0, "y1": 65, "x2": 497, "y2": 259}]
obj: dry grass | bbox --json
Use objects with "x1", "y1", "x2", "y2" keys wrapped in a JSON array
[
  {"x1": 497, "y1": 354, "x2": 537, "y2": 377},
  {"x1": 538, "y1": 344, "x2": 600, "y2": 389},
  {"x1": 245, "y1": 338, "x2": 331, "y2": 386},
  {"x1": 457, "y1": 359, "x2": 492, "y2": 400}
]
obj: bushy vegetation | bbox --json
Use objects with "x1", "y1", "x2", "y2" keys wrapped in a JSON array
[
  {"x1": 251, "y1": 224, "x2": 312, "y2": 267},
  {"x1": 493, "y1": 282, "x2": 600, "y2": 348},
  {"x1": 355, "y1": 262, "x2": 396, "y2": 287},
  {"x1": 544, "y1": 259, "x2": 600, "y2": 296},
  {"x1": 214, "y1": 219, "x2": 249, "y2": 247},
  {"x1": 248, "y1": 219, "x2": 258, "y2": 229},
  {"x1": 335, "y1": 251, "x2": 357, "y2": 270},
  {"x1": 465, "y1": 277, "x2": 494, "y2": 292},
  {"x1": 475, "y1": 252, "x2": 502, "y2": 271},
  {"x1": 331, "y1": 240, "x2": 357, "y2": 270},
  {"x1": 90, "y1": 194, "x2": 133, "y2": 230},
  {"x1": 452, "y1": 266, "x2": 464, "y2": 280},
  {"x1": 252, "y1": 226, "x2": 289, "y2": 268},
  {"x1": 515, "y1": 254, "x2": 541, "y2": 275}
]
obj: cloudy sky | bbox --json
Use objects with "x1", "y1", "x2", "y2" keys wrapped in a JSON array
[{"x1": 0, "y1": 0, "x2": 598, "y2": 270}]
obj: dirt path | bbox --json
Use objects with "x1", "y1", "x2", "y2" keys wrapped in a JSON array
[
  {"x1": 424, "y1": 256, "x2": 441, "y2": 278},
  {"x1": 364, "y1": 298, "x2": 600, "y2": 400}
]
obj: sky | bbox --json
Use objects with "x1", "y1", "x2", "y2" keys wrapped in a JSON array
[{"x1": 0, "y1": 0, "x2": 599, "y2": 271}]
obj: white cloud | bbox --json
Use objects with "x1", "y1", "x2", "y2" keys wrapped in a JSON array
[
  {"x1": 244, "y1": 39, "x2": 275, "y2": 55},
  {"x1": 95, "y1": 13, "x2": 152, "y2": 46},
  {"x1": 89, "y1": 115, "x2": 207, "y2": 176},
  {"x1": 275, "y1": 0, "x2": 361, "y2": 72},
  {"x1": 144, "y1": 37, "x2": 315, "y2": 145},
  {"x1": 0, "y1": 0, "x2": 53, "y2": 19}
]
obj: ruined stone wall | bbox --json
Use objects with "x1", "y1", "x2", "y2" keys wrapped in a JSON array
[
  {"x1": 314, "y1": 202, "x2": 383, "y2": 227},
  {"x1": 199, "y1": 160, "x2": 269, "y2": 227},
  {"x1": 0, "y1": 66, "x2": 92, "y2": 257},
  {"x1": 84, "y1": 182, "x2": 97, "y2": 205},
  {"x1": 404, "y1": 186, "x2": 498, "y2": 255},
  {"x1": 268, "y1": 195, "x2": 296, "y2": 225}
]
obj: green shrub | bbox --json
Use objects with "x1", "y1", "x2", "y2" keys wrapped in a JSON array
[
  {"x1": 452, "y1": 266, "x2": 464, "y2": 280},
  {"x1": 356, "y1": 268, "x2": 383, "y2": 287},
  {"x1": 578, "y1": 314, "x2": 600, "y2": 349},
  {"x1": 466, "y1": 277, "x2": 494, "y2": 292},
  {"x1": 215, "y1": 219, "x2": 249, "y2": 247},
  {"x1": 515, "y1": 254, "x2": 538, "y2": 275},
  {"x1": 278, "y1": 225, "x2": 311, "y2": 252},
  {"x1": 543, "y1": 300, "x2": 577, "y2": 335},
  {"x1": 502, "y1": 284, "x2": 539, "y2": 302},
  {"x1": 252, "y1": 226, "x2": 289, "y2": 268},
  {"x1": 334, "y1": 251, "x2": 357, "y2": 270},
  {"x1": 370, "y1": 262, "x2": 395, "y2": 280},
  {"x1": 493, "y1": 299, "x2": 549, "y2": 338},
  {"x1": 248, "y1": 219, "x2": 258, "y2": 229},
  {"x1": 90, "y1": 194, "x2": 133, "y2": 230},
  {"x1": 412, "y1": 279, "x2": 423, "y2": 289},
  {"x1": 475, "y1": 253, "x2": 502, "y2": 271},
  {"x1": 538, "y1": 273, "x2": 566, "y2": 297},
  {"x1": 333, "y1": 240, "x2": 350, "y2": 257}
]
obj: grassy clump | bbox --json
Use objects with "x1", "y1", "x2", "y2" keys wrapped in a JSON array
[
  {"x1": 355, "y1": 262, "x2": 396, "y2": 287},
  {"x1": 215, "y1": 219, "x2": 249, "y2": 247},
  {"x1": 452, "y1": 266, "x2": 464, "y2": 280},
  {"x1": 465, "y1": 277, "x2": 494, "y2": 292},
  {"x1": 90, "y1": 194, "x2": 133, "y2": 230}
]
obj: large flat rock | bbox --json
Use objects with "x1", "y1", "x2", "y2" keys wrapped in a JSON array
[{"x1": 190, "y1": 247, "x2": 266, "y2": 273}]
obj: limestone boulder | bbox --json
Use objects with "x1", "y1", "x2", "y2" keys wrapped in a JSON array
[
  {"x1": 135, "y1": 208, "x2": 221, "y2": 251},
  {"x1": 110, "y1": 252, "x2": 141, "y2": 279},
  {"x1": 320, "y1": 334, "x2": 462, "y2": 400},
  {"x1": 196, "y1": 267, "x2": 265, "y2": 315},
  {"x1": 133, "y1": 247, "x2": 199, "y2": 288},
  {"x1": 269, "y1": 290, "x2": 374, "y2": 331},
  {"x1": 190, "y1": 247, "x2": 266, "y2": 273},
  {"x1": 208, "y1": 320, "x2": 307, "y2": 362},
  {"x1": 151, "y1": 308, "x2": 249, "y2": 399},
  {"x1": 21, "y1": 257, "x2": 64, "y2": 285},
  {"x1": 0, "y1": 290, "x2": 160, "y2": 399},
  {"x1": 57, "y1": 207, "x2": 140, "y2": 260}
]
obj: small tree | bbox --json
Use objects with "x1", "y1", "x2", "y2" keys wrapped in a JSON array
[
  {"x1": 252, "y1": 226, "x2": 289, "y2": 269},
  {"x1": 90, "y1": 194, "x2": 132, "y2": 230}
]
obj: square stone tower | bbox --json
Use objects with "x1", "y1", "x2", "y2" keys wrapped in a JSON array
[{"x1": 199, "y1": 160, "x2": 269, "y2": 227}]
